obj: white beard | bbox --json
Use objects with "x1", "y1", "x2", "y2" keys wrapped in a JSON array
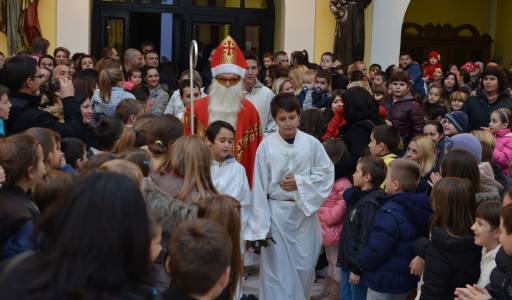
[{"x1": 208, "y1": 79, "x2": 243, "y2": 128}]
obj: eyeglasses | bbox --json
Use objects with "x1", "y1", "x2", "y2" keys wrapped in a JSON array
[{"x1": 215, "y1": 76, "x2": 241, "y2": 87}]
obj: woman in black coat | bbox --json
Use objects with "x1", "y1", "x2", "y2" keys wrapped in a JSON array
[{"x1": 334, "y1": 86, "x2": 384, "y2": 179}]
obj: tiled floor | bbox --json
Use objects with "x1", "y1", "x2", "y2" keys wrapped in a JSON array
[{"x1": 242, "y1": 265, "x2": 325, "y2": 299}]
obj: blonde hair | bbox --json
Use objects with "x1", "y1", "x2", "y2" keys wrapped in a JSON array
[
  {"x1": 288, "y1": 65, "x2": 308, "y2": 93},
  {"x1": 410, "y1": 135, "x2": 436, "y2": 177},
  {"x1": 99, "y1": 159, "x2": 144, "y2": 190},
  {"x1": 448, "y1": 91, "x2": 468, "y2": 111},
  {"x1": 471, "y1": 130, "x2": 496, "y2": 162},
  {"x1": 272, "y1": 77, "x2": 294, "y2": 95},
  {"x1": 99, "y1": 67, "x2": 124, "y2": 103},
  {"x1": 159, "y1": 136, "x2": 218, "y2": 204}
]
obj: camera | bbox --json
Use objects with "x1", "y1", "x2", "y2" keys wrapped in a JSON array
[{"x1": 48, "y1": 79, "x2": 60, "y2": 93}]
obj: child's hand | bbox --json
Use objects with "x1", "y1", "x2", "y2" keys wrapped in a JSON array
[
  {"x1": 348, "y1": 272, "x2": 360, "y2": 285},
  {"x1": 280, "y1": 174, "x2": 297, "y2": 192},
  {"x1": 409, "y1": 256, "x2": 425, "y2": 276},
  {"x1": 454, "y1": 284, "x2": 491, "y2": 300},
  {"x1": 428, "y1": 172, "x2": 442, "y2": 187}
]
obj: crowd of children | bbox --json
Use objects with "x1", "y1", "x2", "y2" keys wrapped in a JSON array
[{"x1": 3, "y1": 41, "x2": 512, "y2": 300}]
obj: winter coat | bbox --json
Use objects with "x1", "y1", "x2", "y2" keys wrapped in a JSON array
[
  {"x1": 0, "y1": 186, "x2": 39, "y2": 260},
  {"x1": 334, "y1": 116, "x2": 385, "y2": 179},
  {"x1": 148, "y1": 85, "x2": 170, "y2": 115},
  {"x1": 404, "y1": 63, "x2": 426, "y2": 98},
  {"x1": 463, "y1": 92, "x2": 512, "y2": 131},
  {"x1": 91, "y1": 87, "x2": 135, "y2": 124},
  {"x1": 493, "y1": 128, "x2": 512, "y2": 175},
  {"x1": 318, "y1": 177, "x2": 351, "y2": 246},
  {"x1": 357, "y1": 192, "x2": 432, "y2": 294},
  {"x1": 337, "y1": 187, "x2": 387, "y2": 275},
  {"x1": 143, "y1": 178, "x2": 197, "y2": 265},
  {"x1": 303, "y1": 89, "x2": 330, "y2": 110},
  {"x1": 322, "y1": 107, "x2": 345, "y2": 140},
  {"x1": 487, "y1": 247, "x2": 512, "y2": 300},
  {"x1": 388, "y1": 95, "x2": 425, "y2": 146},
  {"x1": 5, "y1": 91, "x2": 84, "y2": 138},
  {"x1": 416, "y1": 226, "x2": 482, "y2": 300},
  {"x1": 477, "y1": 162, "x2": 503, "y2": 203}
]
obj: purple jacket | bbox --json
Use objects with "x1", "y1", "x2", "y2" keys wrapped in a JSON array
[{"x1": 493, "y1": 128, "x2": 512, "y2": 175}]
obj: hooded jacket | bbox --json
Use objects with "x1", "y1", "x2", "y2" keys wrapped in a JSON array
[
  {"x1": 416, "y1": 226, "x2": 482, "y2": 300},
  {"x1": 357, "y1": 192, "x2": 432, "y2": 294}
]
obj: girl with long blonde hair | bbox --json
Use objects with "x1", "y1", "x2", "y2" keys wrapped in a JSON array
[
  {"x1": 404, "y1": 135, "x2": 436, "y2": 194},
  {"x1": 153, "y1": 136, "x2": 218, "y2": 204}
]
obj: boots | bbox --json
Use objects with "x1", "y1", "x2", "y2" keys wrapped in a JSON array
[{"x1": 320, "y1": 276, "x2": 340, "y2": 300}]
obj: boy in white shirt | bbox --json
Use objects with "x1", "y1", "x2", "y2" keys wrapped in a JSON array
[
  {"x1": 247, "y1": 93, "x2": 334, "y2": 300},
  {"x1": 206, "y1": 120, "x2": 251, "y2": 237}
]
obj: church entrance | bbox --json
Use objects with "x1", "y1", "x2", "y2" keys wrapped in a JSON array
[{"x1": 91, "y1": 0, "x2": 275, "y2": 70}]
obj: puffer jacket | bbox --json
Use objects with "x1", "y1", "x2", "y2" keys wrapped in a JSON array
[
  {"x1": 357, "y1": 192, "x2": 432, "y2": 294},
  {"x1": 416, "y1": 226, "x2": 482, "y2": 300},
  {"x1": 317, "y1": 177, "x2": 351, "y2": 246},
  {"x1": 463, "y1": 92, "x2": 512, "y2": 131},
  {"x1": 388, "y1": 95, "x2": 425, "y2": 145},
  {"x1": 493, "y1": 128, "x2": 512, "y2": 175}
]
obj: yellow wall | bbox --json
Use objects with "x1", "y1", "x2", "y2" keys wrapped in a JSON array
[
  {"x1": 494, "y1": 0, "x2": 512, "y2": 65},
  {"x1": 313, "y1": 0, "x2": 373, "y2": 65},
  {"x1": 404, "y1": 0, "x2": 492, "y2": 34},
  {"x1": 313, "y1": 0, "x2": 335, "y2": 63},
  {"x1": 0, "y1": 0, "x2": 56, "y2": 56}
]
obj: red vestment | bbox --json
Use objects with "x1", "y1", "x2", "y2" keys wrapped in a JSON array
[{"x1": 184, "y1": 96, "x2": 263, "y2": 187}]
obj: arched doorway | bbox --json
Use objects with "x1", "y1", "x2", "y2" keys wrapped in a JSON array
[{"x1": 91, "y1": 0, "x2": 275, "y2": 70}]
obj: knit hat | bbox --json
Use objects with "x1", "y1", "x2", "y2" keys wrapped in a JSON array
[
  {"x1": 210, "y1": 36, "x2": 247, "y2": 78},
  {"x1": 448, "y1": 133, "x2": 482, "y2": 163},
  {"x1": 445, "y1": 111, "x2": 469, "y2": 133}
]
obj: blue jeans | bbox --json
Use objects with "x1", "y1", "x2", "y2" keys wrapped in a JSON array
[{"x1": 340, "y1": 268, "x2": 368, "y2": 300}]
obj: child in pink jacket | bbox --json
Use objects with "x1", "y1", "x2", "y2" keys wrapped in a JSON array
[
  {"x1": 315, "y1": 138, "x2": 351, "y2": 300},
  {"x1": 490, "y1": 108, "x2": 512, "y2": 175}
]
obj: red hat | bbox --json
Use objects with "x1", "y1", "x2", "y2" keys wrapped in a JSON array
[
  {"x1": 428, "y1": 50, "x2": 440, "y2": 60},
  {"x1": 210, "y1": 36, "x2": 247, "y2": 78}
]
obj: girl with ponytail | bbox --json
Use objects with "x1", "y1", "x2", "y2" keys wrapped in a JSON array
[{"x1": 91, "y1": 63, "x2": 135, "y2": 125}]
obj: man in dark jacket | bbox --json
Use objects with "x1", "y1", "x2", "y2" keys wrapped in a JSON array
[
  {"x1": 400, "y1": 53, "x2": 426, "y2": 98},
  {"x1": 0, "y1": 55, "x2": 83, "y2": 137},
  {"x1": 338, "y1": 156, "x2": 387, "y2": 300}
]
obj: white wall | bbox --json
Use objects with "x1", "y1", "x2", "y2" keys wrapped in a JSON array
[
  {"x1": 369, "y1": 0, "x2": 410, "y2": 67},
  {"x1": 56, "y1": 0, "x2": 91, "y2": 54},
  {"x1": 280, "y1": 0, "x2": 316, "y2": 57}
]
